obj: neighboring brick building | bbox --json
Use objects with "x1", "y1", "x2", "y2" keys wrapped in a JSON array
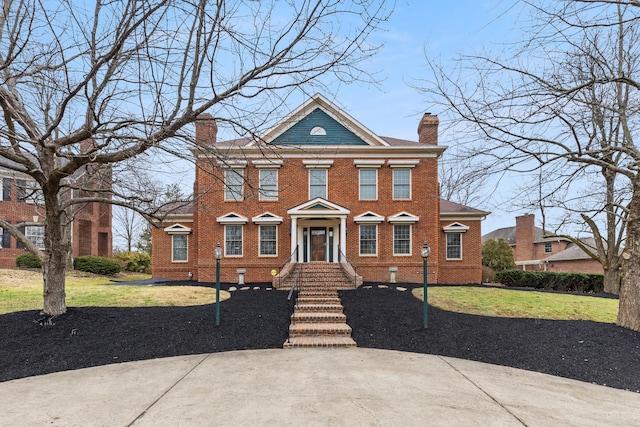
[
  {"x1": 152, "y1": 94, "x2": 489, "y2": 284},
  {"x1": 0, "y1": 166, "x2": 112, "y2": 268},
  {"x1": 482, "y1": 213, "x2": 603, "y2": 274}
]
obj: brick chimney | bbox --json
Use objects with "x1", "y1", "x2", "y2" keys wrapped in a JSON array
[
  {"x1": 515, "y1": 214, "x2": 535, "y2": 261},
  {"x1": 418, "y1": 113, "x2": 439, "y2": 144},
  {"x1": 195, "y1": 113, "x2": 217, "y2": 144}
]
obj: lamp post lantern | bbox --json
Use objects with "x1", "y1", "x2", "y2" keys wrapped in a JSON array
[
  {"x1": 214, "y1": 242, "x2": 223, "y2": 327},
  {"x1": 420, "y1": 241, "x2": 431, "y2": 329}
]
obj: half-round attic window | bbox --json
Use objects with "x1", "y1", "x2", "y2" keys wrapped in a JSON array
[{"x1": 310, "y1": 126, "x2": 326, "y2": 136}]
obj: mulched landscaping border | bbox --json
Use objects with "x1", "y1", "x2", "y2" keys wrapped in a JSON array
[{"x1": 1, "y1": 282, "x2": 639, "y2": 393}]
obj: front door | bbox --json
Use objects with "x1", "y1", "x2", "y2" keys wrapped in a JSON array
[{"x1": 310, "y1": 228, "x2": 326, "y2": 261}]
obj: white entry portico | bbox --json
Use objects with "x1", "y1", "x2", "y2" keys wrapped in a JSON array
[{"x1": 287, "y1": 198, "x2": 350, "y2": 262}]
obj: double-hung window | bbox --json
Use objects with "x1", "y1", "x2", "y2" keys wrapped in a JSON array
[
  {"x1": 393, "y1": 224, "x2": 411, "y2": 255},
  {"x1": 259, "y1": 225, "x2": 277, "y2": 256},
  {"x1": 309, "y1": 169, "x2": 327, "y2": 199},
  {"x1": 224, "y1": 169, "x2": 244, "y2": 201},
  {"x1": 359, "y1": 169, "x2": 377, "y2": 200},
  {"x1": 25, "y1": 226, "x2": 45, "y2": 250},
  {"x1": 446, "y1": 233, "x2": 462, "y2": 260},
  {"x1": 393, "y1": 169, "x2": 411, "y2": 200},
  {"x1": 359, "y1": 224, "x2": 377, "y2": 256},
  {"x1": 259, "y1": 169, "x2": 278, "y2": 201},
  {"x1": 225, "y1": 225, "x2": 243, "y2": 256},
  {"x1": 172, "y1": 235, "x2": 188, "y2": 262}
]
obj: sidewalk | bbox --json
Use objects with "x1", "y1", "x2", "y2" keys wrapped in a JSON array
[{"x1": 1, "y1": 348, "x2": 639, "y2": 426}]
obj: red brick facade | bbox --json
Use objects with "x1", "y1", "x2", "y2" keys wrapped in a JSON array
[
  {"x1": 152, "y1": 95, "x2": 489, "y2": 284},
  {"x1": 0, "y1": 169, "x2": 112, "y2": 268},
  {"x1": 485, "y1": 213, "x2": 603, "y2": 274}
]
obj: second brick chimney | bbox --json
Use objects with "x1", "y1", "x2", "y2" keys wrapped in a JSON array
[
  {"x1": 195, "y1": 113, "x2": 218, "y2": 144},
  {"x1": 418, "y1": 113, "x2": 439, "y2": 144},
  {"x1": 515, "y1": 214, "x2": 535, "y2": 262}
]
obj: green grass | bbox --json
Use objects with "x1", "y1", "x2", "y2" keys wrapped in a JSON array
[
  {"x1": 0, "y1": 269, "x2": 229, "y2": 314},
  {"x1": 413, "y1": 286, "x2": 618, "y2": 323}
]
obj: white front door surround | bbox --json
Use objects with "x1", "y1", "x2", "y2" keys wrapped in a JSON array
[{"x1": 287, "y1": 198, "x2": 350, "y2": 262}]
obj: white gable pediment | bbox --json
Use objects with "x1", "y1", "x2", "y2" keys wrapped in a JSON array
[
  {"x1": 443, "y1": 222, "x2": 469, "y2": 233},
  {"x1": 287, "y1": 197, "x2": 350, "y2": 217},
  {"x1": 216, "y1": 212, "x2": 249, "y2": 224},
  {"x1": 354, "y1": 211, "x2": 385, "y2": 224},
  {"x1": 252, "y1": 212, "x2": 284, "y2": 224},
  {"x1": 164, "y1": 224, "x2": 192, "y2": 235},
  {"x1": 388, "y1": 211, "x2": 419, "y2": 224}
]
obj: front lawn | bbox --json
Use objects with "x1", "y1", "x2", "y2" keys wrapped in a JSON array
[
  {"x1": 0, "y1": 269, "x2": 228, "y2": 314},
  {"x1": 414, "y1": 286, "x2": 618, "y2": 323}
]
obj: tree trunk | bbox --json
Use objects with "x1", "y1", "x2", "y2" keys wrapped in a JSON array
[
  {"x1": 41, "y1": 200, "x2": 70, "y2": 316},
  {"x1": 603, "y1": 268, "x2": 621, "y2": 295},
  {"x1": 618, "y1": 191, "x2": 640, "y2": 331}
]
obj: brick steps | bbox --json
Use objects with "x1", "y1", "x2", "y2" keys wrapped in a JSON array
[
  {"x1": 284, "y1": 264, "x2": 357, "y2": 349},
  {"x1": 291, "y1": 312, "x2": 347, "y2": 323},
  {"x1": 284, "y1": 336, "x2": 357, "y2": 348}
]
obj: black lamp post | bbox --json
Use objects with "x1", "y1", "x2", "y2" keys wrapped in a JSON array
[
  {"x1": 420, "y1": 241, "x2": 431, "y2": 329},
  {"x1": 214, "y1": 242, "x2": 223, "y2": 327}
]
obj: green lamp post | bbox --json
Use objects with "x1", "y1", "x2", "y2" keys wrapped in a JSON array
[
  {"x1": 214, "y1": 242, "x2": 223, "y2": 327},
  {"x1": 420, "y1": 241, "x2": 431, "y2": 329}
]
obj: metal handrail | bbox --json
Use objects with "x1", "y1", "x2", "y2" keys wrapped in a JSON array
[
  {"x1": 287, "y1": 267, "x2": 301, "y2": 301},
  {"x1": 338, "y1": 248, "x2": 358, "y2": 288},
  {"x1": 277, "y1": 246, "x2": 298, "y2": 288}
]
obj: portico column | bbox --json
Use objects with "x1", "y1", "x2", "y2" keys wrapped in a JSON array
[
  {"x1": 340, "y1": 216, "x2": 347, "y2": 260},
  {"x1": 291, "y1": 217, "x2": 298, "y2": 262}
]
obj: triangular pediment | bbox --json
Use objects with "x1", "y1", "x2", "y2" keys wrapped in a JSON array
[
  {"x1": 388, "y1": 211, "x2": 419, "y2": 224},
  {"x1": 288, "y1": 197, "x2": 350, "y2": 217},
  {"x1": 256, "y1": 94, "x2": 390, "y2": 147},
  {"x1": 164, "y1": 223, "x2": 192, "y2": 234},
  {"x1": 354, "y1": 211, "x2": 385, "y2": 223},
  {"x1": 443, "y1": 222, "x2": 469, "y2": 232},
  {"x1": 252, "y1": 212, "x2": 284, "y2": 224},
  {"x1": 216, "y1": 212, "x2": 249, "y2": 224}
]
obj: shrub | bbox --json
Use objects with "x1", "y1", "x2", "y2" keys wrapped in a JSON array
[
  {"x1": 74, "y1": 255, "x2": 121, "y2": 275},
  {"x1": 482, "y1": 265, "x2": 496, "y2": 283},
  {"x1": 482, "y1": 238, "x2": 517, "y2": 271},
  {"x1": 495, "y1": 269, "x2": 604, "y2": 293},
  {"x1": 16, "y1": 253, "x2": 42, "y2": 269},
  {"x1": 114, "y1": 251, "x2": 151, "y2": 273}
]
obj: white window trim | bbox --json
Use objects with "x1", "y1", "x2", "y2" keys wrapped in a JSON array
[
  {"x1": 544, "y1": 242, "x2": 553, "y2": 253},
  {"x1": 393, "y1": 224, "x2": 412, "y2": 256},
  {"x1": 25, "y1": 225, "x2": 45, "y2": 250},
  {"x1": 216, "y1": 212, "x2": 249, "y2": 225},
  {"x1": 387, "y1": 159, "x2": 419, "y2": 168},
  {"x1": 446, "y1": 232, "x2": 463, "y2": 260},
  {"x1": 359, "y1": 168, "x2": 378, "y2": 201},
  {"x1": 354, "y1": 211, "x2": 385, "y2": 224},
  {"x1": 252, "y1": 159, "x2": 283, "y2": 168},
  {"x1": 252, "y1": 212, "x2": 284, "y2": 225},
  {"x1": 258, "y1": 169, "x2": 278, "y2": 201},
  {"x1": 224, "y1": 225, "x2": 244, "y2": 257},
  {"x1": 258, "y1": 225, "x2": 278, "y2": 257},
  {"x1": 308, "y1": 168, "x2": 328, "y2": 200},
  {"x1": 354, "y1": 159, "x2": 384, "y2": 168},
  {"x1": 303, "y1": 160, "x2": 333, "y2": 168},
  {"x1": 392, "y1": 168, "x2": 412, "y2": 201},
  {"x1": 224, "y1": 168, "x2": 244, "y2": 201},
  {"x1": 171, "y1": 234, "x2": 189, "y2": 263},
  {"x1": 387, "y1": 211, "x2": 419, "y2": 224},
  {"x1": 359, "y1": 224, "x2": 378, "y2": 257}
]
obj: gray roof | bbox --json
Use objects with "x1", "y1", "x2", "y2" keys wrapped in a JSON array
[
  {"x1": 440, "y1": 199, "x2": 489, "y2": 216},
  {"x1": 545, "y1": 237, "x2": 598, "y2": 262},
  {"x1": 482, "y1": 226, "x2": 516, "y2": 245}
]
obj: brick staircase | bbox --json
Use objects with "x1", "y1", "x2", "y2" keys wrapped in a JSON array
[{"x1": 283, "y1": 263, "x2": 357, "y2": 348}]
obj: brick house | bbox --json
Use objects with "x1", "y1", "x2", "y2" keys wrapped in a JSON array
[
  {"x1": 152, "y1": 94, "x2": 489, "y2": 285},
  {"x1": 482, "y1": 213, "x2": 603, "y2": 274},
  {"x1": 0, "y1": 166, "x2": 112, "y2": 268}
]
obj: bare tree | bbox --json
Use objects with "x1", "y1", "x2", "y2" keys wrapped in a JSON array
[
  {"x1": 423, "y1": 1, "x2": 640, "y2": 330},
  {"x1": 0, "y1": 0, "x2": 390, "y2": 316}
]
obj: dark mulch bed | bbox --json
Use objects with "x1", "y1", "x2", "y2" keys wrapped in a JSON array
[{"x1": 1, "y1": 283, "x2": 639, "y2": 393}]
